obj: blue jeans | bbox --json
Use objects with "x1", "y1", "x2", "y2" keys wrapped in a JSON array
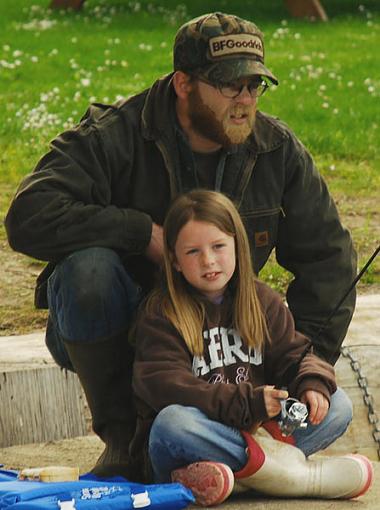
[
  {"x1": 149, "y1": 387, "x2": 353, "y2": 482},
  {"x1": 46, "y1": 247, "x2": 144, "y2": 370}
]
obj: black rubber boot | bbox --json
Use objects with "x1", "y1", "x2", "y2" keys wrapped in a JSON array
[{"x1": 64, "y1": 332, "x2": 139, "y2": 480}]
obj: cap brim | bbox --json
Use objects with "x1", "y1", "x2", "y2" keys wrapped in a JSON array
[{"x1": 205, "y1": 58, "x2": 278, "y2": 86}]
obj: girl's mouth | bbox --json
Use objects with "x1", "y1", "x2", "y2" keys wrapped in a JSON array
[{"x1": 203, "y1": 272, "x2": 220, "y2": 280}]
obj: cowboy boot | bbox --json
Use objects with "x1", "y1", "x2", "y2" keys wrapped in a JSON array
[
  {"x1": 234, "y1": 427, "x2": 373, "y2": 499},
  {"x1": 64, "y1": 331, "x2": 139, "y2": 480}
]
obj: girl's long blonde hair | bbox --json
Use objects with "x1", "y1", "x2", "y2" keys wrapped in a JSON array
[{"x1": 148, "y1": 190, "x2": 268, "y2": 356}]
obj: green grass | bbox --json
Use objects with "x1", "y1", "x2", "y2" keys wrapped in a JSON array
[{"x1": 0, "y1": 0, "x2": 379, "y2": 290}]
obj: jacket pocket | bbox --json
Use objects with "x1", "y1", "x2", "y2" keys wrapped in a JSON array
[{"x1": 240, "y1": 207, "x2": 283, "y2": 274}]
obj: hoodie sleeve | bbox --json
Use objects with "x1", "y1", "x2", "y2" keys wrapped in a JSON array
[
  {"x1": 133, "y1": 308, "x2": 270, "y2": 431},
  {"x1": 257, "y1": 281, "x2": 337, "y2": 402}
]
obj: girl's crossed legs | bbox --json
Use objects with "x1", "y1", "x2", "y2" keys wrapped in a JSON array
[{"x1": 149, "y1": 387, "x2": 352, "y2": 482}]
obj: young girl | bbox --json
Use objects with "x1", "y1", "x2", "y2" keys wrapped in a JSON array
[{"x1": 131, "y1": 190, "x2": 372, "y2": 506}]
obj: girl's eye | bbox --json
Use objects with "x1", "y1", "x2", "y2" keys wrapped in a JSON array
[
  {"x1": 214, "y1": 243, "x2": 225, "y2": 250},
  {"x1": 186, "y1": 249, "x2": 198, "y2": 255}
]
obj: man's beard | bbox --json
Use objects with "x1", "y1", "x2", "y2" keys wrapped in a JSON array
[{"x1": 187, "y1": 85, "x2": 256, "y2": 148}]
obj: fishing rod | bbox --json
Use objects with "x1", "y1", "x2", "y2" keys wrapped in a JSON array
[{"x1": 278, "y1": 244, "x2": 380, "y2": 436}]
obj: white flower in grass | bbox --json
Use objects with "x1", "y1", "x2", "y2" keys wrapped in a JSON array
[
  {"x1": 347, "y1": 81, "x2": 354, "y2": 87},
  {"x1": 294, "y1": 33, "x2": 301, "y2": 40},
  {"x1": 368, "y1": 86, "x2": 375, "y2": 93},
  {"x1": 71, "y1": 37, "x2": 78, "y2": 44},
  {"x1": 89, "y1": 96, "x2": 96, "y2": 102},
  {"x1": 138, "y1": 43, "x2": 152, "y2": 51},
  {"x1": 13, "y1": 50, "x2": 23, "y2": 57},
  {"x1": 74, "y1": 91, "x2": 81, "y2": 101},
  {"x1": 319, "y1": 84, "x2": 327, "y2": 91},
  {"x1": 322, "y1": 102, "x2": 329, "y2": 109},
  {"x1": 80, "y1": 78, "x2": 91, "y2": 87},
  {"x1": 49, "y1": 48, "x2": 58, "y2": 56},
  {"x1": 31, "y1": 55, "x2": 39, "y2": 63},
  {"x1": 3, "y1": 45, "x2": 10, "y2": 52},
  {"x1": 121, "y1": 60, "x2": 128, "y2": 67},
  {"x1": 160, "y1": 42, "x2": 167, "y2": 48},
  {"x1": 329, "y1": 164, "x2": 336, "y2": 171},
  {"x1": 333, "y1": 108, "x2": 339, "y2": 115}
]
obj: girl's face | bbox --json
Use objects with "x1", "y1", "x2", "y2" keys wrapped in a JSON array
[{"x1": 173, "y1": 219, "x2": 236, "y2": 302}]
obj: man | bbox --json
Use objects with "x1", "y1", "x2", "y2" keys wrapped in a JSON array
[{"x1": 5, "y1": 12, "x2": 356, "y2": 480}]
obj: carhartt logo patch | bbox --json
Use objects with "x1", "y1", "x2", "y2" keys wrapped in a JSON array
[
  {"x1": 209, "y1": 34, "x2": 263, "y2": 59},
  {"x1": 255, "y1": 231, "x2": 269, "y2": 247}
]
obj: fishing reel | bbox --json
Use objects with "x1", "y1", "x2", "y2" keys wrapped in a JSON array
[{"x1": 278, "y1": 397, "x2": 308, "y2": 436}]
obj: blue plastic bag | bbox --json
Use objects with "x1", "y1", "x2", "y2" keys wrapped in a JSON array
[{"x1": 0, "y1": 470, "x2": 194, "y2": 510}]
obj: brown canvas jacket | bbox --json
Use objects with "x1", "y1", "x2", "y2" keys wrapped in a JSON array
[{"x1": 5, "y1": 73, "x2": 356, "y2": 362}]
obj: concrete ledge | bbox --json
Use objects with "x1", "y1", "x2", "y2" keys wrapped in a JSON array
[{"x1": 0, "y1": 331, "x2": 89, "y2": 447}]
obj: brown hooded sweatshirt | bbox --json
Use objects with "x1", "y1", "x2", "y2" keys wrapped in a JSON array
[{"x1": 131, "y1": 280, "x2": 336, "y2": 480}]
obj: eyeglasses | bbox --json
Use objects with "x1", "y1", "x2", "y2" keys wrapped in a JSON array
[{"x1": 197, "y1": 76, "x2": 269, "y2": 99}]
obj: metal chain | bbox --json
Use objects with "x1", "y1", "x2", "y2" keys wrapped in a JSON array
[{"x1": 340, "y1": 345, "x2": 380, "y2": 460}]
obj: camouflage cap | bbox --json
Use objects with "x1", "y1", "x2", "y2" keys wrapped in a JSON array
[{"x1": 173, "y1": 12, "x2": 278, "y2": 85}]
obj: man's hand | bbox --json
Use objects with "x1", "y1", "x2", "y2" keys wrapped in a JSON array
[
  {"x1": 145, "y1": 223, "x2": 164, "y2": 266},
  {"x1": 300, "y1": 390, "x2": 329, "y2": 425},
  {"x1": 263, "y1": 385, "x2": 288, "y2": 418}
]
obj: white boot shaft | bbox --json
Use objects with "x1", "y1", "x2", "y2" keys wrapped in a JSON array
[{"x1": 236, "y1": 429, "x2": 373, "y2": 499}]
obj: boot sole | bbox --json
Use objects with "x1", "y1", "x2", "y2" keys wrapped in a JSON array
[{"x1": 171, "y1": 461, "x2": 234, "y2": 507}]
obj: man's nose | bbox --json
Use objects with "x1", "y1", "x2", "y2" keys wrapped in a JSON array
[{"x1": 235, "y1": 85, "x2": 254, "y2": 105}]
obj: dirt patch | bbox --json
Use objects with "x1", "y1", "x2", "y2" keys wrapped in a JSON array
[{"x1": 0, "y1": 435, "x2": 103, "y2": 474}]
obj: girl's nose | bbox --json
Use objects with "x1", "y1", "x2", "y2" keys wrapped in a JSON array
[{"x1": 201, "y1": 250, "x2": 215, "y2": 266}]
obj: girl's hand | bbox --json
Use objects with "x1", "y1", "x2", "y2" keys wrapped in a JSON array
[
  {"x1": 263, "y1": 385, "x2": 288, "y2": 418},
  {"x1": 300, "y1": 390, "x2": 329, "y2": 425}
]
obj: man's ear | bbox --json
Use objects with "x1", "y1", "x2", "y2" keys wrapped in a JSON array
[{"x1": 173, "y1": 71, "x2": 193, "y2": 99}]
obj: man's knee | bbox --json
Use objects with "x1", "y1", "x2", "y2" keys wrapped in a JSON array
[
  {"x1": 50, "y1": 247, "x2": 124, "y2": 310},
  {"x1": 47, "y1": 247, "x2": 140, "y2": 341}
]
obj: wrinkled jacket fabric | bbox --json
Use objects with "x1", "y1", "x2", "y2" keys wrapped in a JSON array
[
  {"x1": 131, "y1": 280, "x2": 337, "y2": 481},
  {"x1": 5, "y1": 73, "x2": 356, "y2": 363}
]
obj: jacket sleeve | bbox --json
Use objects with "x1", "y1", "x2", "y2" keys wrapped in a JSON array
[
  {"x1": 276, "y1": 134, "x2": 357, "y2": 364},
  {"x1": 5, "y1": 106, "x2": 152, "y2": 262},
  {"x1": 259, "y1": 282, "x2": 337, "y2": 402},
  {"x1": 133, "y1": 309, "x2": 270, "y2": 431}
]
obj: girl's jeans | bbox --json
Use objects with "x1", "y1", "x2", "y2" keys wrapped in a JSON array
[{"x1": 149, "y1": 388, "x2": 353, "y2": 483}]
